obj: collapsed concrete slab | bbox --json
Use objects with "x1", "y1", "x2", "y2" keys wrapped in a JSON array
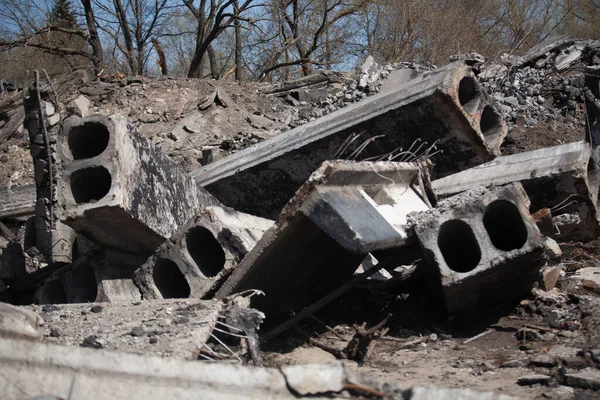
[
  {"x1": 134, "y1": 206, "x2": 273, "y2": 300},
  {"x1": 217, "y1": 160, "x2": 434, "y2": 316},
  {"x1": 35, "y1": 248, "x2": 146, "y2": 304},
  {"x1": 412, "y1": 183, "x2": 548, "y2": 315},
  {"x1": 0, "y1": 338, "x2": 407, "y2": 400},
  {"x1": 57, "y1": 114, "x2": 219, "y2": 255},
  {"x1": 431, "y1": 141, "x2": 600, "y2": 241},
  {"x1": 30, "y1": 298, "x2": 223, "y2": 358},
  {"x1": 192, "y1": 63, "x2": 506, "y2": 218}
]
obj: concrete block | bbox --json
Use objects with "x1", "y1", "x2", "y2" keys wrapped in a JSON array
[
  {"x1": 134, "y1": 206, "x2": 273, "y2": 299},
  {"x1": 217, "y1": 160, "x2": 433, "y2": 316},
  {"x1": 57, "y1": 114, "x2": 219, "y2": 255},
  {"x1": 432, "y1": 141, "x2": 600, "y2": 241},
  {"x1": 192, "y1": 63, "x2": 506, "y2": 218},
  {"x1": 413, "y1": 183, "x2": 547, "y2": 315},
  {"x1": 35, "y1": 248, "x2": 146, "y2": 304}
]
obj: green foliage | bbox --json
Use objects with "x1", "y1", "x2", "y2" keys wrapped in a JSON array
[{"x1": 48, "y1": 0, "x2": 79, "y2": 29}]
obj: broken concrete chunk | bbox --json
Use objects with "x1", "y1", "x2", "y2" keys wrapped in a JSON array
[
  {"x1": 432, "y1": 141, "x2": 600, "y2": 241},
  {"x1": 280, "y1": 363, "x2": 344, "y2": 395},
  {"x1": 57, "y1": 114, "x2": 219, "y2": 256},
  {"x1": 355, "y1": 254, "x2": 393, "y2": 281},
  {"x1": 217, "y1": 160, "x2": 433, "y2": 316},
  {"x1": 563, "y1": 368, "x2": 600, "y2": 390},
  {"x1": 246, "y1": 114, "x2": 273, "y2": 130},
  {"x1": 134, "y1": 206, "x2": 273, "y2": 300},
  {"x1": 540, "y1": 264, "x2": 563, "y2": 292},
  {"x1": 517, "y1": 374, "x2": 552, "y2": 386},
  {"x1": 555, "y1": 42, "x2": 587, "y2": 70},
  {"x1": 0, "y1": 302, "x2": 44, "y2": 338},
  {"x1": 67, "y1": 95, "x2": 92, "y2": 118},
  {"x1": 193, "y1": 63, "x2": 506, "y2": 219},
  {"x1": 413, "y1": 183, "x2": 547, "y2": 315}
]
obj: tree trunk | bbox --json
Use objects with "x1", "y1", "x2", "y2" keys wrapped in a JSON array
[
  {"x1": 234, "y1": 0, "x2": 243, "y2": 81},
  {"x1": 113, "y1": 0, "x2": 137, "y2": 75},
  {"x1": 81, "y1": 0, "x2": 104, "y2": 75},
  {"x1": 207, "y1": 44, "x2": 219, "y2": 79}
]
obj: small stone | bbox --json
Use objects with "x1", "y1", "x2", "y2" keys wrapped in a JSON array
[
  {"x1": 47, "y1": 114, "x2": 60, "y2": 126},
  {"x1": 130, "y1": 326, "x2": 145, "y2": 337},
  {"x1": 49, "y1": 328, "x2": 61, "y2": 337},
  {"x1": 42, "y1": 305, "x2": 59, "y2": 312},
  {"x1": 502, "y1": 358, "x2": 530, "y2": 368},
  {"x1": 173, "y1": 317, "x2": 189, "y2": 324},
  {"x1": 561, "y1": 357, "x2": 587, "y2": 369},
  {"x1": 540, "y1": 264, "x2": 563, "y2": 292},
  {"x1": 517, "y1": 374, "x2": 551, "y2": 386},
  {"x1": 531, "y1": 353, "x2": 556, "y2": 368},
  {"x1": 589, "y1": 348, "x2": 600, "y2": 364},
  {"x1": 80, "y1": 335, "x2": 103, "y2": 349},
  {"x1": 90, "y1": 305, "x2": 103, "y2": 313},
  {"x1": 149, "y1": 337, "x2": 158, "y2": 344},
  {"x1": 564, "y1": 369, "x2": 600, "y2": 390},
  {"x1": 544, "y1": 238, "x2": 562, "y2": 260}
]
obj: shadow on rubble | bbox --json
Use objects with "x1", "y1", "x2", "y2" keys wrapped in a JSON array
[{"x1": 261, "y1": 261, "x2": 525, "y2": 354}]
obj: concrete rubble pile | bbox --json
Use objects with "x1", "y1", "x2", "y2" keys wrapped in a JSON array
[
  {"x1": 476, "y1": 36, "x2": 600, "y2": 127},
  {"x1": 2, "y1": 39, "x2": 600, "y2": 398}
]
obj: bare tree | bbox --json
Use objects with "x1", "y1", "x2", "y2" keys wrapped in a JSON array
[
  {"x1": 91, "y1": 0, "x2": 175, "y2": 76},
  {"x1": 0, "y1": 0, "x2": 104, "y2": 78},
  {"x1": 183, "y1": 0, "x2": 254, "y2": 78},
  {"x1": 254, "y1": 0, "x2": 366, "y2": 80}
]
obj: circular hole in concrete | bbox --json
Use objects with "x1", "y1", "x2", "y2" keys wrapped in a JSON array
[
  {"x1": 479, "y1": 105, "x2": 503, "y2": 139},
  {"x1": 70, "y1": 262, "x2": 97, "y2": 303},
  {"x1": 483, "y1": 200, "x2": 528, "y2": 251},
  {"x1": 438, "y1": 219, "x2": 481, "y2": 273},
  {"x1": 40, "y1": 280, "x2": 67, "y2": 304},
  {"x1": 68, "y1": 122, "x2": 110, "y2": 160},
  {"x1": 70, "y1": 166, "x2": 112, "y2": 204},
  {"x1": 153, "y1": 258, "x2": 190, "y2": 299},
  {"x1": 458, "y1": 76, "x2": 480, "y2": 114},
  {"x1": 185, "y1": 226, "x2": 226, "y2": 278}
]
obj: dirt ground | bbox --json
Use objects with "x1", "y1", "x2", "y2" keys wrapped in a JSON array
[
  {"x1": 261, "y1": 263, "x2": 600, "y2": 399},
  {"x1": 0, "y1": 76, "x2": 295, "y2": 187}
]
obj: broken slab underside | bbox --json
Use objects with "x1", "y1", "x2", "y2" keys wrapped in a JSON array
[
  {"x1": 414, "y1": 183, "x2": 548, "y2": 315},
  {"x1": 192, "y1": 63, "x2": 506, "y2": 219},
  {"x1": 431, "y1": 141, "x2": 600, "y2": 241},
  {"x1": 25, "y1": 299, "x2": 222, "y2": 359},
  {"x1": 134, "y1": 206, "x2": 273, "y2": 300},
  {"x1": 217, "y1": 160, "x2": 433, "y2": 316},
  {"x1": 57, "y1": 114, "x2": 218, "y2": 256}
]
